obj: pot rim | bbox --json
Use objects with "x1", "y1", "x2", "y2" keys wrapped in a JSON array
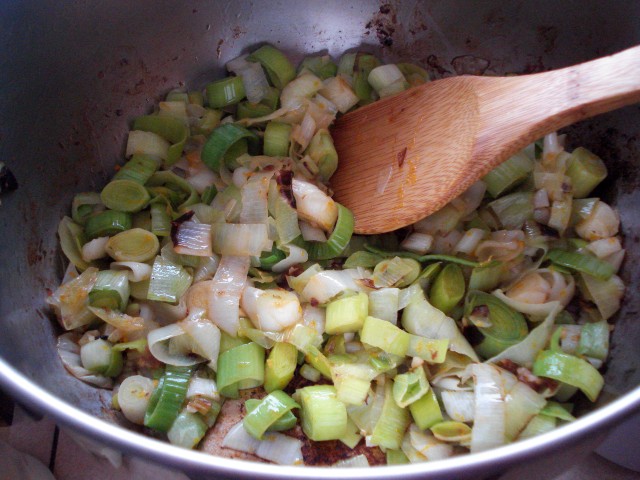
[{"x1": 0, "y1": 356, "x2": 638, "y2": 478}]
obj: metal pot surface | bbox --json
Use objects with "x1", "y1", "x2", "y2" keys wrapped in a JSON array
[{"x1": 0, "y1": 1, "x2": 639, "y2": 478}]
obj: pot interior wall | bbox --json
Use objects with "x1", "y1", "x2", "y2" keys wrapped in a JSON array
[{"x1": 0, "y1": 0, "x2": 638, "y2": 426}]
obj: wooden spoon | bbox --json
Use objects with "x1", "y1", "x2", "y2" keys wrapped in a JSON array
[{"x1": 330, "y1": 45, "x2": 640, "y2": 234}]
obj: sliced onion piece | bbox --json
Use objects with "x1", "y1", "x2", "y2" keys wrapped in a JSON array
[
  {"x1": 280, "y1": 71, "x2": 323, "y2": 110},
  {"x1": 407, "y1": 424, "x2": 454, "y2": 461},
  {"x1": 575, "y1": 201, "x2": 620, "y2": 241},
  {"x1": 291, "y1": 111, "x2": 316, "y2": 151},
  {"x1": 208, "y1": 255, "x2": 250, "y2": 336},
  {"x1": 319, "y1": 76, "x2": 359, "y2": 113},
  {"x1": 493, "y1": 289, "x2": 560, "y2": 323},
  {"x1": 504, "y1": 380, "x2": 546, "y2": 441},
  {"x1": 579, "y1": 272, "x2": 624, "y2": 320}
]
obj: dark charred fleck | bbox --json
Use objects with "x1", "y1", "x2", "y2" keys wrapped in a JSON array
[
  {"x1": 397, "y1": 147, "x2": 408, "y2": 167},
  {"x1": 170, "y1": 210, "x2": 196, "y2": 246},
  {"x1": 451, "y1": 55, "x2": 490, "y2": 76},
  {"x1": 0, "y1": 163, "x2": 18, "y2": 193},
  {"x1": 426, "y1": 55, "x2": 451, "y2": 77},
  {"x1": 287, "y1": 265, "x2": 305, "y2": 277},
  {"x1": 358, "y1": 278, "x2": 379, "y2": 290},
  {"x1": 115, "y1": 109, "x2": 123, "y2": 116},
  {"x1": 310, "y1": 298, "x2": 319, "y2": 307},
  {"x1": 275, "y1": 170, "x2": 296, "y2": 208},
  {"x1": 495, "y1": 358, "x2": 520, "y2": 375},
  {"x1": 97, "y1": 70, "x2": 105, "y2": 79},
  {"x1": 379, "y1": 4, "x2": 391, "y2": 14},
  {"x1": 538, "y1": 223, "x2": 560, "y2": 238}
]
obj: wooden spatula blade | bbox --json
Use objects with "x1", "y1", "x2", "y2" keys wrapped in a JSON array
[{"x1": 330, "y1": 78, "x2": 480, "y2": 234}]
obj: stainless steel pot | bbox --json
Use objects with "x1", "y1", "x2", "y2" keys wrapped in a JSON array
[{"x1": 0, "y1": 1, "x2": 639, "y2": 478}]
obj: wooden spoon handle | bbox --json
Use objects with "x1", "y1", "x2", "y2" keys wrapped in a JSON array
[{"x1": 473, "y1": 45, "x2": 640, "y2": 165}]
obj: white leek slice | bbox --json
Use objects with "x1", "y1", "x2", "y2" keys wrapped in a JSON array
[
  {"x1": 302, "y1": 304, "x2": 326, "y2": 335},
  {"x1": 575, "y1": 201, "x2": 620, "y2": 241},
  {"x1": 172, "y1": 221, "x2": 213, "y2": 257},
  {"x1": 299, "y1": 220, "x2": 327, "y2": 242},
  {"x1": 118, "y1": 375, "x2": 154, "y2": 425},
  {"x1": 504, "y1": 380, "x2": 546, "y2": 441},
  {"x1": 401, "y1": 285, "x2": 479, "y2": 361},
  {"x1": 147, "y1": 324, "x2": 203, "y2": 366},
  {"x1": 440, "y1": 390, "x2": 475, "y2": 422},
  {"x1": 406, "y1": 424, "x2": 453, "y2": 461},
  {"x1": 126, "y1": 130, "x2": 170, "y2": 160},
  {"x1": 240, "y1": 171, "x2": 273, "y2": 224},
  {"x1": 180, "y1": 308, "x2": 221, "y2": 371},
  {"x1": 292, "y1": 178, "x2": 338, "y2": 232},
  {"x1": 81, "y1": 237, "x2": 109, "y2": 262},
  {"x1": 301, "y1": 269, "x2": 364, "y2": 305},
  {"x1": 212, "y1": 223, "x2": 271, "y2": 256},
  {"x1": 57, "y1": 333, "x2": 112, "y2": 388},
  {"x1": 586, "y1": 236, "x2": 622, "y2": 258},
  {"x1": 47, "y1": 267, "x2": 98, "y2": 330},
  {"x1": 186, "y1": 376, "x2": 219, "y2": 401},
  {"x1": 255, "y1": 289, "x2": 302, "y2": 332},
  {"x1": 488, "y1": 303, "x2": 562, "y2": 368},
  {"x1": 493, "y1": 289, "x2": 561, "y2": 322},
  {"x1": 579, "y1": 272, "x2": 624, "y2": 320},
  {"x1": 88, "y1": 306, "x2": 145, "y2": 333},
  {"x1": 319, "y1": 76, "x2": 359, "y2": 113},
  {"x1": 368, "y1": 288, "x2": 400, "y2": 324},
  {"x1": 110, "y1": 262, "x2": 152, "y2": 282},
  {"x1": 222, "y1": 423, "x2": 303, "y2": 465},
  {"x1": 271, "y1": 244, "x2": 309, "y2": 273},
  {"x1": 332, "y1": 455, "x2": 370, "y2": 468},
  {"x1": 280, "y1": 71, "x2": 323, "y2": 110},
  {"x1": 470, "y1": 363, "x2": 505, "y2": 453},
  {"x1": 400, "y1": 232, "x2": 433, "y2": 255},
  {"x1": 208, "y1": 255, "x2": 250, "y2": 336}
]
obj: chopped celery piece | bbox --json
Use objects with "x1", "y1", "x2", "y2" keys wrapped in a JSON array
[{"x1": 326, "y1": 292, "x2": 368, "y2": 334}]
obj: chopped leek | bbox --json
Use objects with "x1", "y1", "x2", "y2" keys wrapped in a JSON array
[
  {"x1": 533, "y1": 350, "x2": 604, "y2": 401},
  {"x1": 325, "y1": 292, "x2": 368, "y2": 334},
  {"x1": 216, "y1": 342, "x2": 265, "y2": 399},
  {"x1": 360, "y1": 316, "x2": 410, "y2": 357},
  {"x1": 297, "y1": 385, "x2": 347, "y2": 441},
  {"x1": 243, "y1": 390, "x2": 299, "y2": 439},
  {"x1": 264, "y1": 342, "x2": 298, "y2": 392},
  {"x1": 206, "y1": 76, "x2": 246, "y2": 108},
  {"x1": 85, "y1": 210, "x2": 132, "y2": 240},
  {"x1": 248, "y1": 45, "x2": 296, "y2": 89},
  {"x1": 547, "y1": 248, "x2": 614, "y2": 281},
  {"x1": 429, "y1": 263, "x2": 465, "y2": 314},
  {"x1": 144, "y1": 365, "x2": 193, "y2": 432}
]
